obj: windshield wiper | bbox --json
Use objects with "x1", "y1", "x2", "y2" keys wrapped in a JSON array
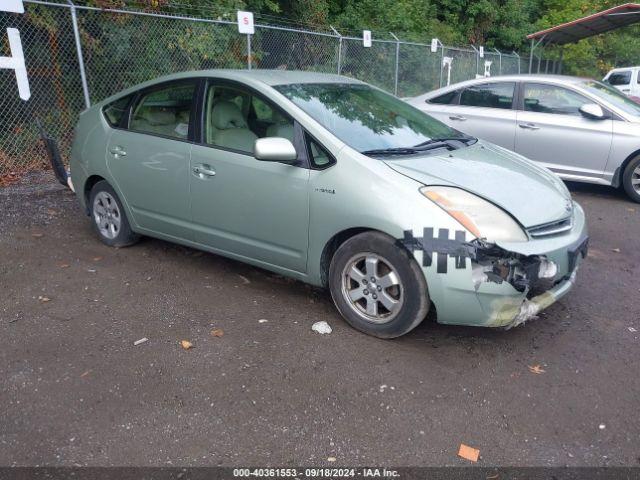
[
  {"x1": 361, "y1": 147, "x2": 419, "y2": 156},
  {"x1": 361, "y1": 136, "x2": 477, "y2": 157},
  {"x1": 413, "y1": 136, "x2": 476, "y2": 149}
]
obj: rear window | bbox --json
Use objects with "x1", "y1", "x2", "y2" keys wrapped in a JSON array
[
  {"x1": 606, "y1": 71, "x2": 631, "y2": 86},
  {"x1": 460, "y1": 82, "x2": 514, "y2": 109},
  {"x1": 103, "y1": 95, "x2": 132, "y2": 127}
]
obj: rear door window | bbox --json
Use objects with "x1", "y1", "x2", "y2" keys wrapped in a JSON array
[
  {"x1": 523, "y1": 83, "x2": 589, "y2": 116},
  {"x1": 130, "y1": 82, "x2": 196, "y2": 139},
  {"x1": 460, "y1": 82, "x2": 515, "y2": 109},
  {"x1": 607, "y1": 71, "x2": 631, "y2": 86}
]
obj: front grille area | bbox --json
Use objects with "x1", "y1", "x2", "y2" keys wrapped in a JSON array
[{"x1": 527, "y1": 216, "x2": 573, "y2": 238}]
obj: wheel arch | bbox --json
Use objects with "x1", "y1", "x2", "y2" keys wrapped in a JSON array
[
  {"x1": 613, "y1": 149, "x2": 640, "y2": 188},
  {"x1": 319, "y1": 227, "x2": 418, "y2": 288},
  {"x1": 83, "y1": 175, "x2": 107, "y2": 214}
]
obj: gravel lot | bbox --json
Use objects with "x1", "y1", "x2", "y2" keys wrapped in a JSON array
[{"x1": 1, "y1": 172, "x2": 639, "y2": 467}]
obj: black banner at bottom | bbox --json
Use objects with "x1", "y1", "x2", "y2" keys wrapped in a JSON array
[{"x1": 0, "y1": 467, "x2": 639, "y2": 480}]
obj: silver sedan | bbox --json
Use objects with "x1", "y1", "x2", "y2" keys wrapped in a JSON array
[{"x1": 407, "y1": 75, "x2": 640, "y2": 202}]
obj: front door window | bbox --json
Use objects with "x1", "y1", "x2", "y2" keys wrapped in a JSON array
[
  {"x1": 522, "y1": 83, "x2": 589, "y2": 116},
  {"x1": 204, "y1": 84, "x2": 294, "y2": 154}
]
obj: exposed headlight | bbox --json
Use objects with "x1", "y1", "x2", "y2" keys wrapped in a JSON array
[{"x1": 421, "y1": 186, "x2": 528, "y2": 242}]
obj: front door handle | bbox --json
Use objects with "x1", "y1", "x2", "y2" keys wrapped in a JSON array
[
  {"x1": 518, "y1": 123, "x2": 540, "y2": 130},
  {"x1": 193, "y1": 164, "x2": 216, "y2": 177},
  {"x1": 449, "y1": 115, "x2": 467, "y2": 121},
  {"x1": 109, "y1": 146, "x2": 127, "y2": 157}
]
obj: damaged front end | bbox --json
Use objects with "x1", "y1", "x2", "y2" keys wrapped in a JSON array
[
  {"x1": 400, "y1": 228, "x2": 589, "y2": 329},
  {"x1": 469, "y1": 237, "x2": 588, "y2": 328}
]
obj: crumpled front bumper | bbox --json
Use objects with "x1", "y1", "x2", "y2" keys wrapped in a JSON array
[
  {"x1": 486, "y1": 262, "x2": 581, "y2": 328},
  {"x1": 401, "y1": 202, "x2": 588, "y2": 328}
]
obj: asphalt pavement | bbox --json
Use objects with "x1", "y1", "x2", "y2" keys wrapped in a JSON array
[{"x1": 1, "y1": 172, "x2": 639, "y2": 467}]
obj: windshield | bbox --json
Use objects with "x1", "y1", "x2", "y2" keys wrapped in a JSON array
[
  {"x1": 274, "y1": 83, "x2": 470, "y2": 154},
  {"x1": 580, "y1": 80, "x2": 640, "y2": 117}
]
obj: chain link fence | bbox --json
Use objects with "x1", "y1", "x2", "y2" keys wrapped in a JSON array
[
  {"x1": 0, "y1": 0, "x2": 527, "y2": 178},
  {"x1": 1, "y1": 2, "x2": 85, "y2": 175}
]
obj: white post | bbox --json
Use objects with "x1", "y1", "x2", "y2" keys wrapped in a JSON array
[
  {"x1": 237, "y1": 11, "x2": 255, "y2": 70},
  {"x1": 442, "y1": 56, "x2": 453, "y2": 86}
]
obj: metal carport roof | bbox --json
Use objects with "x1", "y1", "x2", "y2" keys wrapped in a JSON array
[{"x1": 528, "y1": 3, "x2": 640, "y2": 46}]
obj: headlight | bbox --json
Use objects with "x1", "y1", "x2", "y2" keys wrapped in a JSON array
[{"x1": 421, "y1": 186, "x2": 528, "y2": 242}]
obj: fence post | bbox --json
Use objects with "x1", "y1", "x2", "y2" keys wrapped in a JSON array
[
  {"x1": 390, "y1": 32, "x2": 400, "y2": 96},
  {"x1": 439, "y1": 42, "x2": 444, "y2": 88},
  {"x1": 330, "y1": 26, "x2": 342, "y2": 75},
  {"x1": 471, "y1": 45, "x2": 480, "y2": 77},
  {"x1": 246, "y1": 33, "x2": 252, "y2": 70},
  {"x1": 513, "y1": 51, "x2": 520, "y2": 74},
  {"x1": 494, "y1": 48, "x2": 502, "y2": 75},
  {"x1": 67, "y1": 0, "x2": 90, "y2": 109}
]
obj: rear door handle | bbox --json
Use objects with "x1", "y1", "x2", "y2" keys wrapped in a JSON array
[
  {"x1": 109, "y1": 146, "x2": 127, "y2": 157},
  {"x1": 449, "y1": 115, "x2": 467, "y2": 121},
  {"x1": 193, "y1": 164, "x2": 216, "y2": 177},
  {"x1": 518, "y1": 123, "x2": 540, "y2": 130}
]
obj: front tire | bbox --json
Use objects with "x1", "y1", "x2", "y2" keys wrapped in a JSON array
[
  {"x1": 622, "y1": 155, "x2": 640, "y2": 203},
  {"x1": 89, "y1": 180, "x2": 139, "y2": 247},
  {"x1": 328, "y1": 231, "x2": 430, "y2": 338}
]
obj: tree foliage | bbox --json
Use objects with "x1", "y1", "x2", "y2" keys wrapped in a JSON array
[{"x1": 261, "y1": 0, "x2": 638, "y2": 76}]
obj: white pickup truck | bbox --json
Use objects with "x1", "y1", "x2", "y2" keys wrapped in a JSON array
[{"x1": 603, "y1": 67, "x2": 640, "y2": 101}]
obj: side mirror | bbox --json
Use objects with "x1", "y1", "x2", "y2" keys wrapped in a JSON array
[
  {"x1": 579, "y1": 103, "x2": 606, "y2": 120},
  {"x1": 254, "y1": 137, "x2": 297, "y2": 163}
]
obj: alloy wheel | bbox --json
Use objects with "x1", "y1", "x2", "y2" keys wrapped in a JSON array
[
  {"x1": 93, "y1": 191, "x2": 121, "y2": 240},
  {"x1": 340, "y1": 253, "x2": 404, "y2": 324},
  {"x1": 633, "y1": 164, "x2": 640, "y2": 194}
]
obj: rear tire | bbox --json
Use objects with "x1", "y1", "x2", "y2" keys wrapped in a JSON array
[
  {"x1": 328, "y1": 231, "x2": 430, "y2": 338},
  {"x1": 89, "y1": 180, "x2": 139, "y2": 247},
  {"x1": 622, "y1": 155, "x2": 640, "y2": 203}
]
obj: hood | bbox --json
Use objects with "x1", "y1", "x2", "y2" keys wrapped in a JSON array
[{"x1": 384, "y1": 141, "x2": 572, "y2": 228}]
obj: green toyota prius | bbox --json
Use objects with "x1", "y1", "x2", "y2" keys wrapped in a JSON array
[{"x1": 69, "y1": 70, "x2": 588, "y2": 338}]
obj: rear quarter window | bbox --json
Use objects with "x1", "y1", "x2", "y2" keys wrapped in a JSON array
[
  {"x1": 429, "y1": 90, "x2": 458, "y2": 105},
  {"x1": 103, "y1": 95, "x2": 132, "y2": 127}
]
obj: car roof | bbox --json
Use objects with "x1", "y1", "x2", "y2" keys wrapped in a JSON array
[
  {"x1": 608, "y1": 66, "x2": 640, "y2": 71},
  {"x1": 97, "y1": 69, "x2": 365, "y2": 107},
  {"x1": 416, "y1": 74, "x2": 594, "y2": 99},
  {"x1": 181, "y1": 69, "x2": 363, "y2": 86}
]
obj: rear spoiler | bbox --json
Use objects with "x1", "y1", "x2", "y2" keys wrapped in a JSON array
[{"x1": 36, "y1": 119, "x2": 74, "y2": 191}]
